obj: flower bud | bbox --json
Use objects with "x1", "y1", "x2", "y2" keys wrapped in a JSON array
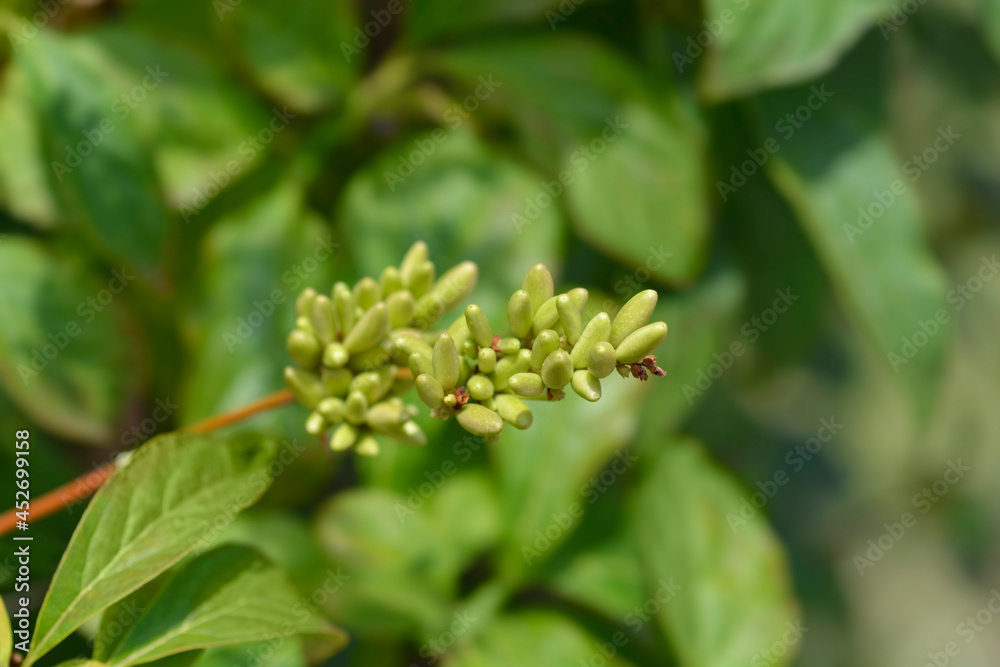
[
  {"x1": 615, "y1": 322, "x2": 668, "y2": 363},
  {"x1": 382, "y1": 420, "x2": 427, "y2": 446},
  {"x1": 509, "y1": 372, "x2": 545, "y2": 397},
  {"x1": 333, "y1": 283, "x2": 355, "y2": 337},
  {"x1": 493, "y1": 349, "x2": 531, "y2": 391},
  {"x1": 571, "y1": 313, "x2": 611, "y2": 369},
  {"x1": 287, "y1": 329, "x2": 321, "y2": 369},
  {"x1": 317, "y1": 397, "x2": 346, "y2": 422},
  {"x1": 394, "y1": 333, "x2": 434, "y2": 361},
  {"x1": 330, "y1": 423, "x2": 358, "y2": 451},
  {"x1": 532, "y1": 295, "x2": 559, "y2": 334},
  {"x1": 322, "y1": 368, "x2": 353, "y2": 396},
  {"x1": 587, "y1": 341, "x2": 617, "y2": 378},
  {"x1": 296, "y1": 287, "x2": 318, "y2": 320},
  {"x1": 400, "y1": 241, "x2": 429, "y2": 288},
  {"x1": 353, "y1": 277, "x2": 382, "y2": 310},
  {"x1": 355, "y1": 434, "x2": 380, "y2": 457},
  {"x1": 571, "y1": 370, "x2": 601, "y2": 402},
  {"x1": 380, "y1": 266, "x2": 403, "y2": 295},
  {"x1": 433, "y1": 333, "x2": 461, "y2": 390},
  {"x1": 610, "y1": 289, "x2": 658, "y2": 346},
  {"x1": 345, "y1": 391, "x2": 369, "y2": 424},
  {"x1": 407, "y1": 261, "x2": 435, "y2": 298},
  {"x1": 409, "y1": 351, "x2": 433, "y2": 377},
  {"x1": 366, "y1": 402, "x2": 410, "y2": 430},
  {"x1": 322, "y1": 342, "x2": 349, "y2": 369},
  {"x1": 556, "y1": 294, "x2": 583, "y2": 345},
  {"x1": 343, "y1": 302, "x2": 389, "y2": 353},
  {"x1": 416, "y1": 373, "x2": 444, "y2": 409},
  {"x1": 387, "y1": 290, "x2": 415, "y2": 328},
  {"x1": 493, "y1": 394, "x2": 533, "y2": 429},
  {"x1": 465, "y1": 304, "x2": 494, "y2": 348},
  {"x1": 541, "y1": 349, "x2": 573, "y2": 389},
  {"x1": 310, "y1": 295, "x2": 336, "y2": 345},
  {"x1": 498, "y1": 337, "x2": 521, "y2": 355},
  {"x1": 467, "y1": 374, "x2": 495, "y2": 400},
  {"x1": 523, "y1": 263, "x2": 554, "y2": 312},
  {"x1": 455, "y1": 404, "x2": 504, "y2": 438},
  {"x1": 477, "y1": 347, "x2": 497, "y2": 374},
  {"x1": 305, "y1": 410, "x2": 327, "y2": 435},
  {"x1": 413, "y1": 261, "x2": 478, "y2": 327},
  {"x1": 507, "y1": 289, "x2": 533, "y2": 338},
  {"x1": 530, "y1": 329, "x2": 560, "y2": 370},
  {"x1": 284, "y1": 367, "x2": 324, "y2": 408},
  {"x1": 567, "y1": 287, "x2": 588, "y2": 314}
]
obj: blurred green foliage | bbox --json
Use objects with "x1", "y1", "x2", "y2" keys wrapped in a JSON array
[{"x1": 2, "y1": 0, "x2": 1000, "y2": 666}]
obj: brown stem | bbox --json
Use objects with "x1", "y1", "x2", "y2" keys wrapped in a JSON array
[{"x1": 0, "y1": 389, "x2": 295, "y2": 537}]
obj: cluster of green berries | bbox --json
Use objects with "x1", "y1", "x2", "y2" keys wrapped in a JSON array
[{"x1": 284, "y1": 242, "x2": 667, "y2": 456}]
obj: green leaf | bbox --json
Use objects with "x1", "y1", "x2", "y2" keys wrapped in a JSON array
[
  {"x1": 443, "y1": 611, "x2": 634, "y2": 667},
  {"x1": 425, "y1": 471, "x2": 502, "y2": 567},
  {"x1": 407, "y1": 0, "x2": 561, "y2": 43},
  {"x1": 340, "y1": 130, "x2": 564, "y2": 318},
  {"x1": 313, "y1": 488, "x2": 454, "y2": 638},
  {"x1": 492, "y1": 377, "x2": 645, "y2": 581},
  {"x1": 25, "y1": 434, "x2": 277, "y2": 665},
  {"x1": 17, "y1": 29, "x2": 169, "y2": 277},
  {"x1": 97, "y1": 545, "x2": 345, "y2": 667},
  {"x1": 700, "y1": 0, "x2": 892, "y2": 100},
  {"x1": 429, "y1": 36, "x2": 710, "y2": 285},
  {"x1": 758, "y1": 70, "x2": 950, "y2": 416},
  {"x1": 634, "y1": 439, "x2": 799, "y2": 667},
  {"x1": 0, "y1": 238, "x2": 142, "y2": 445},
  {"x1": 1, "y1": 597, "x2": 11, "y2": 667},
  {"x1": 51, "y1": 662, "x2": 109, "y2": 667},
  {"x1": 225, "y1": 0, "x2": 358, "y2": 113}
]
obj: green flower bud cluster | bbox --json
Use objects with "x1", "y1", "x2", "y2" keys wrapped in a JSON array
[{"x1": 285, "y1": 245, "x2": 667, "y2": 454}]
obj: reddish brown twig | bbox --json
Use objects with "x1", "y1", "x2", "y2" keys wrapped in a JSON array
[{"x1": 0, "y1": 389, "x2": 295, "y2": 537}]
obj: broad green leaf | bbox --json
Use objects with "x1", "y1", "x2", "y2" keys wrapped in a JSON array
[
  {"x1": 1, "y1": 598, "x2": 11, "y2": 667},
  {"x1": 25, "y1": 434, "x2": 277, "y2": 665},
  {"x1": 17, "y1": 29, "x2": 168, "y2": 277},
  {"x1": 340, "y1": 130, "x2": 564, "y2": 318},
  {"x1": 99, "y1": 545, "x2": 345, "y2": 667},
  {"x1": 492, "y1": 377, "x2": 645, "y2": 581},
  {"x1": 51, "y1": 662, "x2": 109, "y2": 667},
  {"x1": 429, "y1": 36, "x2": 710, "y2": 285},
  {"x1": 0, "y1": 238, "x2": 141, "y2": 445},
  {"x1": 313, "y1": 488, "x2": 454, "y2": 638},
  {"x1": 758, "y1": 73, "x2": 950, "y2": 416},
  {"x1": 191, "y1": 640, "x2": 303, "y2": 667},
  {"x1": 0, "y1": 65, "x2": 58, "y2": 228},
  {"x1": 443, "y1": 611, "x2": 634, "y2": 667},
  {"x1": 700, "y1": 0, "x2": 891, "y2": 100},
  {"x1": 425, "y1": 471, "x2": 502, "y2": 567},
  {"x1": 407, "y1": 0, "x2": 561, "y2": 43},
  {"x1": 635, "y1": 439, "x2": 799, "y2": 667},
  {"x1": 225, "y1": 0, "x2": 357, "y2": 113}
]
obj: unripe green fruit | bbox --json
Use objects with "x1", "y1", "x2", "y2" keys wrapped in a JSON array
[
  {"x1": 400, "y1": 241, "x2": 429, "y2": 289},
  {"x1": 343, "y1": 302, "x2": 389, "y2": 353},
  {"x1": 310, "y1": 295, "x2": 336, "y2": 345},
  {"x1": 507, "y1": 289, "x2": 533, "y2": 338},
  {"x1": 295, "y1": 287, "x2": 318, "y2": 320},
  {"x1": 455, "y1": 404, "x2": 504, "y2": 438},
  {"x1": 498, "y1": 337, "x2": 521, "y2": 355},
  {"x1": 571, "y1": 313, "x2": 611, "y2": 369},
  {"x1": 615, "y1": 322, "x2": 668, "y2": 363},
  {"x1": 345, "y1": 391, "x2": 369, "y2": 424},
  {"x1": 387, "y1": 290, "x2": 414, "y2": 328},
  {"x1": 567, "y1": 287, "x2": 589, "y2": 314},
  {"x1": 556, "y1": 294, "x2": 583, "y2": 345},
  {"x1": 355, "y1": 434, "x2": 380, "y2": 457},
  {"x1": 433, "y1": 333, "x2": 461, "y2": 389},
  {"x1": 571, "y1": 370, "x2": 601, "y2": 402},
  {"x1": 467, "y1": 374, "x2": 495, "y2": 400},
  {"x1": 408, "y1": 261, "x2": 435, "y2": 298},
  {"x1": 322, "y1": 342, "x2": 349, "y2": 369},
  {"x1": 465, "y1": 304, "x2": 494, "y2": 348},
  {"x1": 380, "y1": 266, "x2": 403, "y2": 295},
  {"x1": 353, "y1": 277, "x2": 381, "y2": 310},
  {"x1": 532, "y1": 295, "x2": 559, "y2": 334},
  {"x1": 530, "y1": 329, "x2": 560, "y2": 370},
  {"x1": 284, "y1": 367, "x2": 324, "y2": 408},
  {"x1": 305, "y1": 410, "x2": 327, "y2": 435},
  {"x1": 416, "y1": 373, "x2": 444, "y2": 409},
  {"x1": 321, "y1": 368, "x2": 353, "y2": 396},
  {"x1": 610, "y1": 289, "x2": 658, "y2": 346},
  {"x1": 413, "y1": 261, "x2": 478, "y2": 327},
  {"x1": 287, "y1": 329, "x2": 321, "y2": 369},
  {"x1": 317, "y1": 397, "x2": 345, "y2": 422},
  {"x1": 541, "y1": 349, "x2": 573, "y2": 389},
  {"x1": 523, "y1": 263, "x2": 554, "y2": 312},
  {"x1": 366, "y1": 402, "x2": 410, "y2": 430},
  {"x1": 409, "y1": 351, "x2": 433, "y2": 377},
  {"x1": 588, "y1": 341, "x2": 617, "y2": 378},
  {"x1": 493, "y1": 394, "x2": 533, "y2": 429},
  {"x1": 332, "y1": 283, "x2": 354, "y2": 335},
  {"x1": 330, "y1": 423, "x2": 358, "y2": 451},
  {"x1": 509, "y1": 372, "x2": 545, "y2": 397},
  {"x1": 477, "y1": 347, "x2": 497, "y2": 374}
]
